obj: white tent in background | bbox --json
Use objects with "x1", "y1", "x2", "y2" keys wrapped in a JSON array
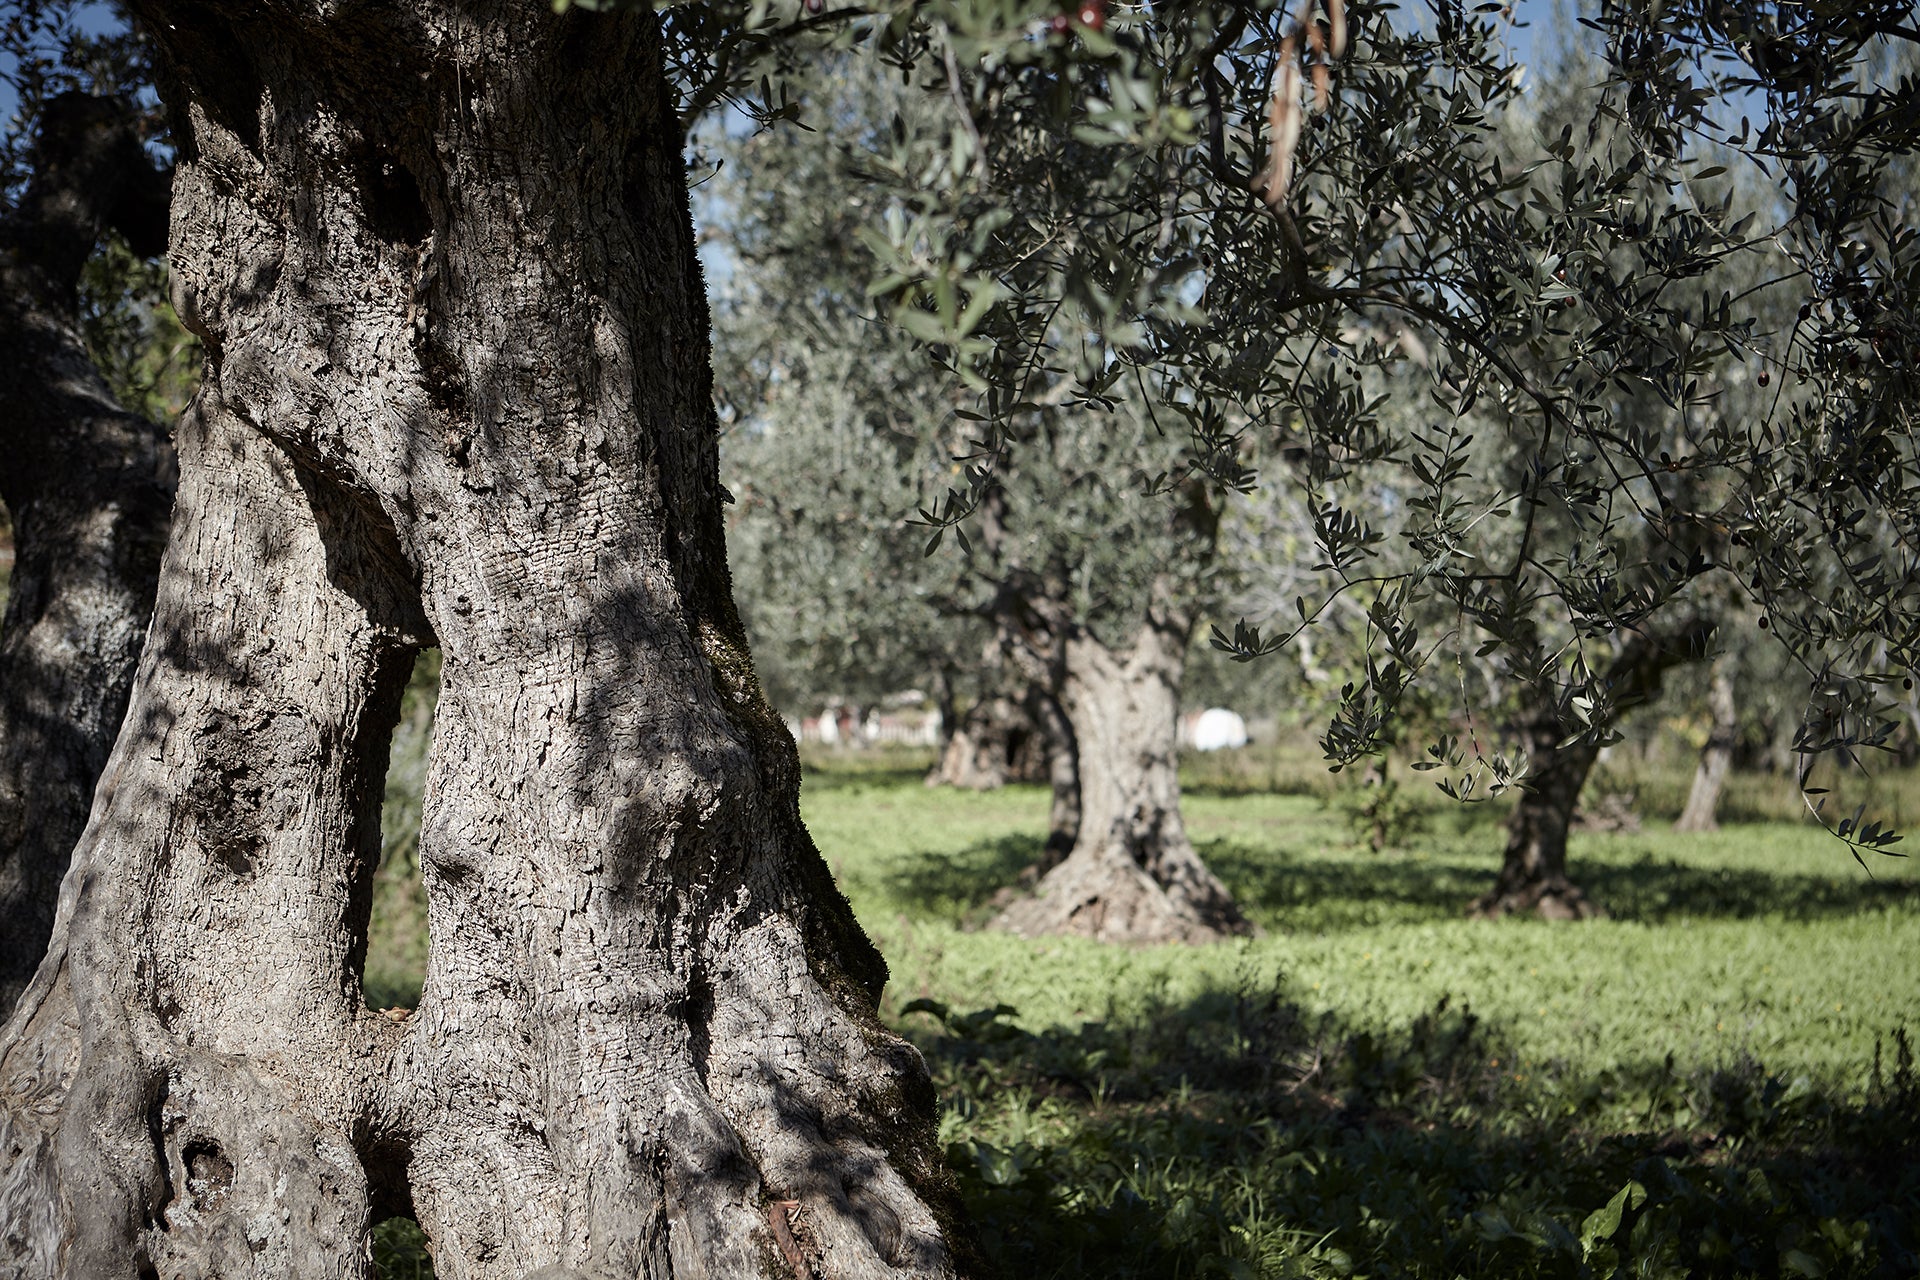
[{"x1": 1191, "y1": 708, "x2": 1249, "y2": 752}]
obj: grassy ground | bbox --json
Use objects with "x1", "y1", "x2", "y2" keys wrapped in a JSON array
[{"x1": 368, "y1": 741, "x2": 1919, "y2": 1278}]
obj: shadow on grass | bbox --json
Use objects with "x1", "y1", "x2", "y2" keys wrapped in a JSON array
[
  {"x1": 1205, "y1": 841, "x2": 1920, "y2": 929},
  {"x1": 1581, "y1": 854, "x2": 1920, "y2": 922},
  {"x1": 886, "y1": 832, "x2": 1919, "y2": 933},
  {"x1": 886, "y1": 833, "x2": 1047, "y2": 925},
  {"x1": 800, "y1": 765, "x2": 934, "y2": 793},
  {"x1": 903, "y1": 979, "x2": 1920, "y2": 1280},
  {"x1": 1201, "y1": 839, "x2": 1488, "y2": 930}
]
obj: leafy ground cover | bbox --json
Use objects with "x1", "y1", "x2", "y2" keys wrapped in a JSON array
[{"x1": 368, "y1": 743, "x2": 1920, "y2": 1278}]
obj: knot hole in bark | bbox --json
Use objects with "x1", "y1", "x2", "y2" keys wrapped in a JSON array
[
  {"x1": 181, "y1": 1138, "x2": 234, "y2": 1212},
  {"x1": 184, "y1": 736, "x2": 265, "y2": 877},
  {"x1": 355, "y1": 150, "x2": 431, "y2": 248}
]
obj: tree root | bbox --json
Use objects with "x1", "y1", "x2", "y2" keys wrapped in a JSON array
[{"x1": 1467, "y1": 877, "x2": 1606, "y2": 921}]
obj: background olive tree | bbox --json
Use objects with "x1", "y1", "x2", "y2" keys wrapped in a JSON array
[
  {"x1": 0, "y1": 0, "x2": 176, "y2": 1012},
  {"x1": 832, "y1": 0, "x2": 1918, "y2": 877},
  {"x1": 713, "y1": 61, "x2": 1250, "y2": 939}
]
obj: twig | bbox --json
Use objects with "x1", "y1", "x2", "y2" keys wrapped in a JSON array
[{"x1": 767, "y1": 1200, "x2": 811, "y2": 1280}]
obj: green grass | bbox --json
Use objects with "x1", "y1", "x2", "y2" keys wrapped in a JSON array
[
  {"x1": 810, "y1": 761, "x2": 1919, "y2": 1280},
  {"x1": 837, "y1": 781, "x2": 1919, "y2": 1085},
  {"x1": 366, "y1": 748, "x2": 1920, "y2": 1278}
]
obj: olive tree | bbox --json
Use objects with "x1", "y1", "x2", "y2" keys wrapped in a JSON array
[
  {"x1": 714, "y1": 63, "x2": 1247, "y2": 939},
  {"x1": 855, "y1": 1, "x2": 1918, "y2": 888},
  {"x1": 0, "y1": 0, "x2": 1914, "y2": 1274},
  {"x1": 0, "y1": 31, "x2": 175, "y2": 1013},
  {"x1": 0, "y1": 4, "x2": 973, "y2": 1277}
]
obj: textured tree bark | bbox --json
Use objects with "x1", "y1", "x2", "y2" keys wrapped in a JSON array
[
  {"x1": 0, "y1": 6, "x2": 968, "y2": 1278},
  {"x1": 993, "y1": 614, "x2": 1248, "y2": 943},
  {"x1": 1472, "y1": 624, "x2": 1712, "y2": 920},
  {"x1": 0, "y1": 94, "x2": 175, "y2": 1015},
  {"x1": 1675, "y1": 661, "x2": 1736, "y2": 833}
]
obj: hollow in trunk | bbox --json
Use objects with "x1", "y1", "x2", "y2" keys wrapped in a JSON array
[{"x1": 925, "y1": 693, "x2": 1019, "y2": 790}]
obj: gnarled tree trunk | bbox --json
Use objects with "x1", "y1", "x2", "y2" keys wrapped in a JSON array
[
  {"x1": 0, "y1": 7, "x2": 968, "y2": 1278},
  {"x1": 1675, "y1": 660, "x2": 1736, "y2": 833},
  {"x1": 0, "y1": 93, "x2": 175, "y2": 1015},
  {"x1": 994, "y1": 613, "x2": 1247, "y2": 943},
  {"x1": 1472, "y1": 624, "x2": 1712, "y2": 921}
]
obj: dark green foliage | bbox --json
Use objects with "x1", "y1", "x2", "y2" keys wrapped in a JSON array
[
  {"x1": 4, "y1": 5, "x2": 197, "y2": 423},
  {"x1": 75, "y1": 237, "x2": 199, "y2": 425},
  {"x1": 369, "y1": 1218, "x2": 435, "y2": 1279},
  {"x1": 1330, "y1": 763, "x2": 1430, "y2": 852},
  {"x1": 1, "y1": 0, "x2": 158, "y2": 188},
  {"x1": 680, "y1": 0, "x2": 1920, "y2": 855},
  {"x1": 712, "y1": 55, "x2": 1231, "y2": 721}
]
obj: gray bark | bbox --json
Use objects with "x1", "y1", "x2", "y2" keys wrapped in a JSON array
[
  {"x1": 993, "y1": 614, "x2": 1248, "y2": 943},
  {"x1": 1472, "y1": 624, "x2": 1712, "y2": 920},
  {"x1": 0, "y1": 7, "x2": 968, "y2": 1278},
  {"x1": 0, "y1": 93, "x2": 176, "y2": 1014},
  {"x1": 1675, "y1": 661, "x2": 1736, "y2": 833}
]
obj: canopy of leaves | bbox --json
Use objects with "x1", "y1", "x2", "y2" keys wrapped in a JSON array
[{"x1": 660, "y1": 0, "x2": 1919, "y2": 853}]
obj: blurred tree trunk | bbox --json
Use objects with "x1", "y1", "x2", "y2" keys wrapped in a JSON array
[
  {"x1": 994, "y1": 609, "x2": 1247, "y2": 942},
  {"x1": 1475, "y1": 708, "x2": 1607, "y2": 920},
  {"x1": 0, "y1": 7, "x2": 969, "y2": 1277},
  {"x1": 926, "y1": 647, "x2": 1077, "y2": 857},
  {"x1": 926, "y1": 692, "x2": 1017, "y2": 789},
  {"x1": 1675, "y1": 660, "x2": 1737, "y2": 833},
  {"x1": 927, "y1": 634, "x2": 1018, "y2": 789},
  {"x1": 0, "y1": 94, "x2": 174, "y2": 1016},
  {"x1": 1025, "y1": 684, "x2": 1080, "y2": 867},
  {"x1": 1472, "y1": 624, "x2": 1713, "y2": 921}
]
